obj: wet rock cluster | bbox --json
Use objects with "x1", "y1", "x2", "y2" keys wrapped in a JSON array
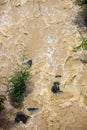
[
  {"x1": 51, "y1": 82, "x2": 63, "y2": 94},
  {"x1": 15, "y1": 112, "x2": 30, "y2": 124},
  {"x1": 51, "y1": 75, "x2": 63, "y2": 94},
  {"x1": 15, "y1": 107, "x2": 39, "y2": 124}
]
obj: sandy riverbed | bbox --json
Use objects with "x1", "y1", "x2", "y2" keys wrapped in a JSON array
[{"x1": 0, "y1": 0, "x2": 87, "y2": 130}]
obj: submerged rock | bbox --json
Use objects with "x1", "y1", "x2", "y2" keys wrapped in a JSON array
[
  {"x1": 78, "y1": 50, "x2": 87, "y2": 63},
  {"x1": 26, "y1": 60, "x2": 32, "y2": 67},
  {"x1": 51, "y1": 81, "x2": 63, "y2": 94},
  {"x1": 15, "y1": 112, "x2": 30, "y2": 124},
  {"x1": 51, "y1": 85, "x2": 63, "y2": 94},
  {"x1": 27, "y1": 108, "x2": 39, "y2": 114},
  {"x1": 53, "y1": 82, "x2": 60, "y2": 86},
  {"x1": 55, "y1": 75, "x2": 62, "y2": 78},
  {"x1": 51, "y1": 85, "x2": 57, "y2": 93},
  {"x1": 11, "y1": 102, "x2": 20, "y2": 109},
  {"x1": 27, "y1": 108, "x2": 39, "y2": 111}
]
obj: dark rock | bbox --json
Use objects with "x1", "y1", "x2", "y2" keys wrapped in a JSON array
[
  {"x1": 53, "y1": 82, "x2": 60, "y2": 86},
  {"x1": 80, "y1": 59, "x2": 87, "y2": 63},
  {"x1": 56, "y1": 91, "x2": 63, "y2": 94},
  {"x1": 26, "y1": 60, "x2": 32, "y2": 67},
  {"x1": 84, "y1": 16, "x2": 87, "y2": 25},
  {"x1": 72, "y1": 16, "x2": 85, "y2": 27},
  {"x1": 27, "y1": 108, "x2": 39, "y2": 111},
  {"x1": 51, "y1": 83, "x2": 63, "y2": 94},
  {"x1": 51, "y1": 85, "x2": 60, "y2": 93},
  {"x1": 11, "y1": 102, "x2": 20, "y2": 109},
  {"x1": 55, "y1": 75, "x2": 62, "y2": 78},
  {"x1": 78, "y1": 50, "x2": 87, "y2": 63},
  {"x1": 15, "y1": 112, "x2": 30, "y2": 124}
]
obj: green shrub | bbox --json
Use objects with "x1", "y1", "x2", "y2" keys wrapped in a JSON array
[
  {"x1": 74, "y1": 37, "x2": 87, "y2": 51},
  {"x1": 7, "y1": 62, "x2": 31, "y2": 106},
  {"x1": 0, "y1": 95, "x2": 6, "y2": 112},
  {"x1": 75, "y1": 0, "x2": 87, "y2": 6},
  {"x1": 75, "y1": 0, "x2": 87, "y2": 25}
]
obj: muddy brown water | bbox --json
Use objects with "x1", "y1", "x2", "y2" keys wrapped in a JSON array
[{"x1": 0, "y1": 0, "x2": 87, "y2": 130}]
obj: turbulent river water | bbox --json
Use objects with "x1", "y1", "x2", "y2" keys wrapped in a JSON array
[{"x1": 0, "y1": 0, "x2": 87, "y2": 130}]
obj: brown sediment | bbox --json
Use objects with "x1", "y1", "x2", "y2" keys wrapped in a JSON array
[{"x1": 0, "y1": 0, "x2": 87, "y2": 130}]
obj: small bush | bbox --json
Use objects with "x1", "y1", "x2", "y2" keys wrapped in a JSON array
[
  {"x1": 75, "y1": 0, "x2": 87, "y2": 6},
  {"x1": 75, "y1": 0, "x2": 87, "y2": 24},
  {"x1": 74, "y1": 37, "x2": 87, "y2": 51},
  {"x1": 0, "y1": 95, "x2": 6, "y2": 112},
  {"x1": 7, "y1": 62, "x2": 31, "y2": 106}
]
